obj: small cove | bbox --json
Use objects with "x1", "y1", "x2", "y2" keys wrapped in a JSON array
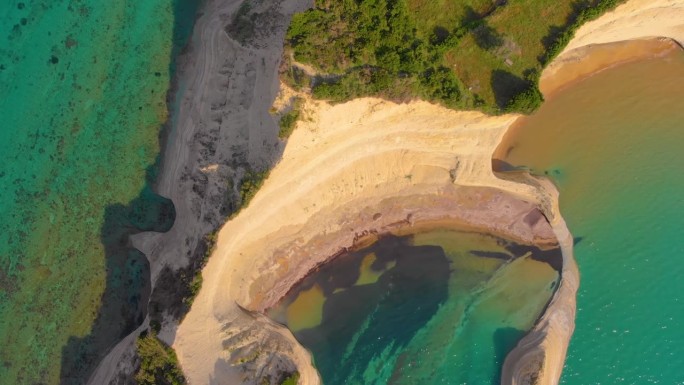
[{"x1": 268, "y1": 227, "x2": 560, "y2": 384}]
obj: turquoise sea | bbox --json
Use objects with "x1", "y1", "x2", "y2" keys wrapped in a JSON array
[
  {"x1": 269, "y1": 228, "x2": 560, "y2": 384},
  {"x1": 0, "y1": 1, "x2": 198, "y2": 383},
  {"x1": 498, "y1": 50, "x2": 684, "y2": 384},
  {"x1": 4, "y1": 2, "x2": 683, "y2": 385}
]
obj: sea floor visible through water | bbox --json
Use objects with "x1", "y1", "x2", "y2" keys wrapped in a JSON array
[
  {"x1": 0, "y1": 1, "x2": 198, "y2": 384},
  {"x1": 269, "y1": 228, "x2": 560, "y2": 385},
  {"x1": 496, "y1": 49, "x2": 684, "y2": 384}
]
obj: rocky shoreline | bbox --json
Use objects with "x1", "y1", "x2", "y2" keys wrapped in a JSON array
[
  {"x1": 87, "y1": 0, "x2": 311, "y2": 383},
  {"x1": 247, "y1": 185, "x2": 559, "y2": 312}
]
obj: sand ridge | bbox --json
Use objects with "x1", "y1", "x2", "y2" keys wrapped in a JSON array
[
  {"x1": 539, "y1": 37, "x2": 681, "y2": 96},
  {"x1": 541, "y1": 0, "x2": 684, "y2": 96}
]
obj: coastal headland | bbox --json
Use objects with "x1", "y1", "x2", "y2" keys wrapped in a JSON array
[
  {"x1": 176, "y1": 0, "x2": 684, "y2": 384},
  {"x1": 174, "y1": 96, "x2": 560, "y2": 385},
  {"x1": 89, "y1": 0, "x2": 684, "y2": 384}
]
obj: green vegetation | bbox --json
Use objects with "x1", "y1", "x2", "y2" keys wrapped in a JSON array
[
  {"x1": 183, "y1": 231, "x2": 216, "y2": 305},
  {"x1": 280, "y1": 371, "x2": 300, "y2": 385},
  {"x1": 505, "y1": 85, "x2": 544, "y2": 114},
  {"x1": 135, "y1": 331, "x2": 186, "y2": 385},
  {"x1": 540, "y1": 0, "x2": 623, "y2": 64},
  {"x1": 284, "y1": 0, "x2": 625, "y2": 114},
  {"x1": 287, "y1": 0, "x2": 463, "y2": 108},
  {"x1": 279, "y1": 98, "x2": 304, "y2": 139},
  {"x1": 281, "y1": 59, "x2": 309, "y2": 91},
  {"x1": 240, "y1": 169, "x2": 269, "y2": 209}
]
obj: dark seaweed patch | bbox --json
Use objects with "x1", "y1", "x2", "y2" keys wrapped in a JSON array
[
  {"x1": 278, "y1": 234, "x2": 450, "y2": 385},
  {"x1": 505, "y1": 243, "x2": 563, "y2": 273},
  {"x1": 470, "y1": 250, "x2": 514, "y2": 260}
]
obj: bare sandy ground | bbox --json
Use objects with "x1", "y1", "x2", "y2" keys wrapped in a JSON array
[
  {"x1": 540, "y1": 37, "x2": 681, "y2": 96},
  {"x1": 561, "y1": 0, "x2": 684, "y2": 51}
]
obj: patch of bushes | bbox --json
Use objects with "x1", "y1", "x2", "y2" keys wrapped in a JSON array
[
  {"x1": 505, "y1": 85, "x2": 544, "y2": 114},
  {"x1": 281, "y1": 61, "x2": 308, "y2": 91},
  {"x1": 280, "y1": 371, "x2": 300, "y2": 385},
  {"x1": 183, "y1": 231, "x2": 216, "y2": 305},
  {"x1": 135, "y1": 331, "x2": 186, "y2": 385},
  {"x1": 285, "y1": 0, "x2": 625, "y2": 114},
  {"x1": 286, "y1": 0, "x2": 463, "y2": 109},
  {"x1": 278, "y1": 98, "x2": 303, "y2": 139},
  {"x1": 239, "y1": 169, "x2": 269, "y2": 209}
]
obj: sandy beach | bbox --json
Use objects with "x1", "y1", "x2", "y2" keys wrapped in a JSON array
[
  {"x1": 540, "y1": 0, "x2": 684, "y2": 96},
  {"x1": 89, "y1": 0, "x2": 684, "y2": 384},
  {"x1": 539, "y1": 37, "x2": 681, "y2": 97}
]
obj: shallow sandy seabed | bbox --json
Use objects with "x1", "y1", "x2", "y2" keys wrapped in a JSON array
[{"x1": 171, "y1": 0, "x2": 684, "y2": 384}]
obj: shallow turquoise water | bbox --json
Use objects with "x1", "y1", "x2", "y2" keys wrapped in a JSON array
[
  {"x1": 499, "y1": 51, "x2": 684, "y2": 384},
  {"x1": 269, "y1": 229, "x2": 560, "y2": 384},
  {"x1": 0, "y1": 1, "x2": 197, "y2": 383}
]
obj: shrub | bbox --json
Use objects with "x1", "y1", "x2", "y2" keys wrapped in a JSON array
[
  {"x1": 505, "y1": 85, "x2": 544, "y2": 114},
  {"x1": 420, "y1": 67, "x2": 462, "y2": 107},
  {"x1": 279, "y1": 110, "x2": 299, "y2": 139},
  {"x1": 240, "y1": 170, "x2": 269, "y2": 209},
  {"x1": 281, "y1": 371, "x2": 300, "y2": 385},
  {"x1": 135, "y1": 331, "x2": 186, "y2": 385},
  {"x1": 282, "y1": 65, "x2": 308, "y2": 91},
  {"x1": 278, "y1": 98, "x2": 303, "y2": 139}
]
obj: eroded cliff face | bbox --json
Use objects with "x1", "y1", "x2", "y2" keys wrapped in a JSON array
[
  {"x1": 131, "y1": 0, "x2": 313, "y2": 331},
  {"x1": 88, "y1": 0, "x2": 313, "y2": 384},
  {"x1": 244, "y1": 185, "x2": 558, "y2": 312},
  {"x1": 172, "y1": 86, "x2": 571, "y2": 384}
]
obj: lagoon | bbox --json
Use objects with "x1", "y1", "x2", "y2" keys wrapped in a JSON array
[{"x1": 269, "y1": 228, "x2": 560, "y2": 384}]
